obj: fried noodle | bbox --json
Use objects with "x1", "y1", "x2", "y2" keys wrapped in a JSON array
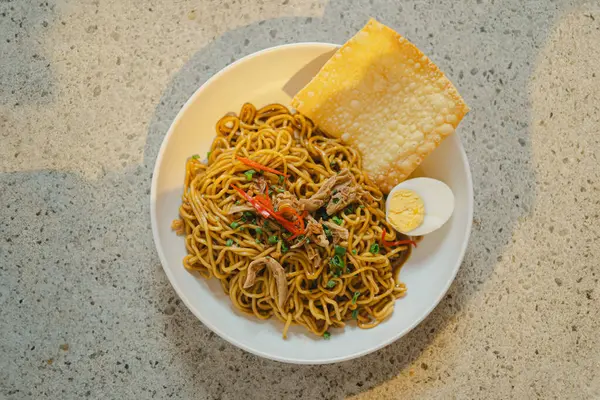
[{"x1": 174, "y1": 103, "x2": 413, "y2": 338}]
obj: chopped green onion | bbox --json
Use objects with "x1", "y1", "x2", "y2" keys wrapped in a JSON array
[
  {"x1": 225, "y1": 239, "x2": 234, "y2": 247},
  {"x1": 281, "y1": 242, "x2": 289, "y2": 253},
  {"x1": 369, "y1": 243, "x2": 380, "y2": 254},
  {"x1": 352, "y1": 291, "x2": 360, "y2": 304},
  {"x1": 242, "y1": 211, "x2": 255, "y2": 223},
  {"x1": 316, "y1": 207, "x2": 330, "y2": 221},
  {"x1": 323, "y1": 225, "x2": 332, "y2": 239},
  {"x1": 268, "y1": 235, "x2": 279, "y2": 244},
  {"x1": 230, "y1": 221, "x2": 240, "y2": 229},
  {"x1": 332, "y1": 197, "x2": 340, "y2": 204},
  {"x1": 352, "y1": 249, "x2": 357, "y2": 255},
  {"x1": 244, "y1": 169, "x2": 256, "y2": 181},
  {"x1": 270, "y1": 185, "x2": 285, "y2": 193},
  {"x1": 191, "y1": 154, "x2": 200, "y2": 159},
  {"x1": 332, "y1": 215, "x2": 343, "y2": 225},
  {"x1": 330, "y1": 254, "x2": 344, "y2": 268},
  {"x1": 306, "y1": 238, "x2": 311, "y2": 244},
  {"x1": 235, "y1": 200, "x2": 241, "y2": 205},
  {"x1": 359, "y1": 204, "x2": 365, "y2": 209},
  {"x1": 278, "y1": 175, "x2": 285, "y2": 185},
  {"x1": 323, "y1": 331, "x2": 331, "y2": 340},
  {"x1": 255, "y1": 238, "x2": 262, "y2": 244},
  {"x1": 326, "y1": 280, "x2": 336, "y2": 288},
  {"x1": 335, "y1": 245, "x2": 346, "y2": 256},
  {"x1": 352, "y1": 309, "x2": 359, "y2": 319},
  {"x1": 207, "y1": 151, "x2": 211, "y2": 159},
  {"x1": 255, "y1": 227, "x2": 263, "y2": 235}
]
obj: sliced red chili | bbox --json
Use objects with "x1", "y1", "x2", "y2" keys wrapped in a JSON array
[
  {"x1": 231, "y1": 184, "x2": 305, "y2": 237},
  {"x1": 381, "y1": 229, "x2": 417, "y2": 248},
  {"x1": 231, "y1": 185, "x2": 271, "y2": 219},
  {"x1": 236, "y1": 156, "x2": 288, "y2": 177}
]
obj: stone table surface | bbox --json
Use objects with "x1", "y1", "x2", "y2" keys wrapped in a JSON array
[{"x1": 1, "y1": 0, "x2": 599, "y2": 399}]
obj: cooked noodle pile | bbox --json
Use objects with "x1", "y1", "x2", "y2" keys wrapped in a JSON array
[{"x1": 173, "y1": 103, "x2": 414, "y2": 338}]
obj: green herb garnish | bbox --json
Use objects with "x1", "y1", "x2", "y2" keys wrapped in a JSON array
[
  {"x1": 225, "y1": 239, "x2": 234, "y2": 247},
  {"x1": 191, "y1": 154, "x2": 200, "y2": 160},
  {"x1": 352, "y1": 249, "x2": 357, "y2": 255},
  {"x1": 323, "y1": 225, "x2": 332, "y2": 239},
  {"x1": 278, "y1": 175, "x2": 285, "y2": 185},
  {"x1": 281, "y1": 242, "x2": 289, "y2": 253},
  {"x1": 244, "y1": 169, "x2": 256, "y2": 181},
  {"x1": 207, "y1": 151, "x2": 211, "y2": 159},
  {"x1": 323, "y1": 331, "x2": 331, "y2": 340},
  {"x1": 230, "y1": 221, "x2": 240, "y2": 229},
  {"x1": 369, "y1": 243, "x2": 380, "y2": 254},
  {"x1": 270, "y1": 185, "x2": 284, "y2": 193},
  {"x1": 242, "y1": 211, "x2": 255, "y2": 223},
  {"x1": 332, "y1": 215, "x2": 343, "y2": 225},
  {"x1": 255, "y1": 238, "x2": 262, "y2": 244},
  {"x1": 352, "y1": 291, "x2": 360, "y2": 304},
  {"x1": 335, "y1": 245, "x2": 346, "y2": 256},
  {"x1": 268, "y1": 235, "x2": 279, "y2": 244},
  {"x1": 330, "y1": 254, "x2": 344, "y2": 268},
  {"x1": 255, "y1": 227, "x2": 263, "y2": 235},
  {"x1": 344, "y1": 204, "x2": 355, "y2": 215},
  {"x1": 352, "y1": 309, "x2": 359, "y2": 319},
  {"x1": 326, "y1": 280, "x2": 336, "y2": 288},
  {"x1": 332, "y1": 197, "x2": 340, "y2": 204}
]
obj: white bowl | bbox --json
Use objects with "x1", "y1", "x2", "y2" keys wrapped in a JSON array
[{"x1": 151, "y1": 43, "x2": 473, "y2": 364}]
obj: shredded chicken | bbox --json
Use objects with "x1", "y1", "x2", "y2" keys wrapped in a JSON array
[
  {"x1": 305, "y1": 215, "x2": 329, "y2": 248},
  {"x1": 273, "y1": 191, "x2": 304, "y2": 214},
  {"x1": 226, "y1": 204, "x2": 255, "y2": 215},
  {"x1": 325, "y1": 172, "x2": 375, "y2": 215},
  {"x1": 290, "y1": 237, "x2": 308, "y2": 249},
  {"x1": 249, "y1": 176, "x2": 269, "y2": 196},
  {"x1": 322, "y1": 220, "x2": 349, "y2": 244},
  {"x1": 299, "y1": 169, "x2": 353, "y2": 212},
  {"x1": 243, "y1": 257, "x2": 288, "y2": 308},
  {"x1": 325, "y1": 183, "x2": 364, "y2": 215}
]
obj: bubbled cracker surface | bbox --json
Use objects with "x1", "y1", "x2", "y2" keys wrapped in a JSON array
[{"x1": 292, "y1": 19, "x2": 469, "y2": 193}]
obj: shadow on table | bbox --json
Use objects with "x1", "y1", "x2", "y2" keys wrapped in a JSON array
[{"x1": 141, "y1": 0, "x2": 582, "y2": 397}]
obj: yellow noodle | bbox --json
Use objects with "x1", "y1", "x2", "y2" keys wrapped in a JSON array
[{"x1": 175, "y1": 103, "x2": 415, "y2": 338}]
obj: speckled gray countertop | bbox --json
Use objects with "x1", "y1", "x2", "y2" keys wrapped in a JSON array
[{"x1": 1, "y1": 0, "x2": 599, "y2": 399}]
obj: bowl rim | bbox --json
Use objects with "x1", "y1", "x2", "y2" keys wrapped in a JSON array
[{"x1": 150, "y1": 42, "x2": 474, "y2": 364}]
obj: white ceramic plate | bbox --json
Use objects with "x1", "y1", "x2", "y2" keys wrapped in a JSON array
[{"x1": 151, "y1": 43, "x2": 473, "y2": 364}]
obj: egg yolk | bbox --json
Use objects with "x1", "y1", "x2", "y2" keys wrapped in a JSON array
[{"x1": 388, "y1": 189, "x2": 425, "y2": 233}]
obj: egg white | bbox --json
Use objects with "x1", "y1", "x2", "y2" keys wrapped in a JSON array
[{"x1": 385, "y1": 177, "x2": 455, "y2": 236}]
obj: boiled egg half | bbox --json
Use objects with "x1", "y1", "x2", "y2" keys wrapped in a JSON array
[{"x1": 385, "y1": 178, "x2": 455, "y2": 236}]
